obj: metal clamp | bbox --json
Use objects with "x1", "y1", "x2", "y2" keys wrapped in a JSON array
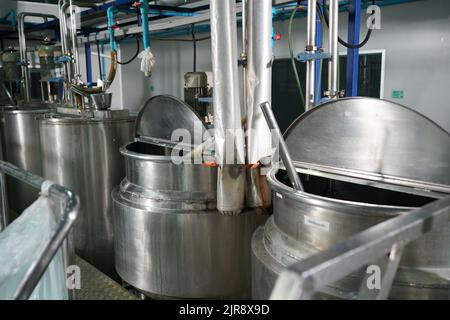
[{"x1": 297, "y1": 51, "x2": 331, "y2": 63}]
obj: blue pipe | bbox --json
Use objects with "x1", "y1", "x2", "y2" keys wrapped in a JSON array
[
  {"x1": 2, "y1": 10, "x2": 17, "y2": 27},
  {"x1": 107, "y1": 7, "x2": 118, "y2": 51},
  {"x1": 346, "y1": 0, "x2": 361, "y2": 97},
  {"x1": 140, "y1": 0, "x2": 151, "y2": 49},
  {"x1": 101, "y1": 41, "x2": 107, "y2": 80},
  {"x1": 85, "y1": 42, "x2": 93, "y2": 84}
]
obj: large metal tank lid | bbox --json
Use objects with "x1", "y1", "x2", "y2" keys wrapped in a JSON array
[
  {"x1": 135, "y1": 95, "x2": 207, "y2": 148},
  {"x1": 284, "y1": 98, "x2": 450, "y2": 196}
]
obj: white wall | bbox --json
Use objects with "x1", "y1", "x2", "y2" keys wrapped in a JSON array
[{"x1": 82, "y1": 0, "x2": 450, "y2": 131}]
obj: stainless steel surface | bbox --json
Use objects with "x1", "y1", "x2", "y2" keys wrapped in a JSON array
[
  {"x1": 285, "y1": 98, "x2": 450, "y2": 192},
  {"x1": 210, "y1": 0, "x2": 246, "y2": 215},
  {"x1": 40, "y1": 111, "x2": 135, "y2": 278},
  {"x1": 0, "y1": 160, "x2": 79, "y2": 300},
  {"x1": 18, "y1": 13, "x2": 58, "y2": 103},
  {"x1": 0, "y1": 105, "x2": 55, "y2": 215},
  {"x1": 328, "y1": 0, "x2": 339, "y2": 98},
  {"x1": 270, "y1": 196, "x2": 450, "y2": 300},
  {"x1": 305, "y1": 0, "x2": 317, "y2": 110},
  {"x1": 260, "y1": 102, "x2": 304, "y2": 191},
  {"x1": 91, "y1": 93, "x2": 112, "y2": 110},
  {"x1": 113, "y1": 141, "x2": 260, "y2": 299},
  {"x1": 136, "y1": 95, "x2": 206, "y2": 148},
  {"x1": 252, "y1": 98, "x2": 450, "y2": 300}
]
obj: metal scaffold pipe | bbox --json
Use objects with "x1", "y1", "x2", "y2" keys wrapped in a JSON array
[{"x1": 305, "y1": 0, "x2": 317, "y2": 111}]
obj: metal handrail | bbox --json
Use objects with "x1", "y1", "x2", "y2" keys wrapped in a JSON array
[
  {"x1": 270, "y1": 196, "x2": 450, "y2": 300},
  {"x1": 0, "y1": 160, "x2": 79, "y2": 300}
]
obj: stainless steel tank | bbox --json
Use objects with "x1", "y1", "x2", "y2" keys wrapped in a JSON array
[
  {"x1": 40, "y1": 108, "x2": 135, "y2": 278},
  {"x1": 252, "y1": 98, "x2": 450, "y2": 300},
  {"x1": 112, "y1": 95, "x2": 260, "y2": 299},
  {"x1": 0, "y1": 104, "x2": 55, "y2": 216}
]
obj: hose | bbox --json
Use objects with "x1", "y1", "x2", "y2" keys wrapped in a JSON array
[
  {"x1": 117, "y1": 35, "x2": 140, "y2": 65},
  {"x1": 288, "y1": 4, "x2": 305, "y2": 111},
  {"x1": 320, "y1": 0, "x2": 377, "y2": 49},
  {"x1": 71, "y1": 50, "x2": 118, "y2": 95}
]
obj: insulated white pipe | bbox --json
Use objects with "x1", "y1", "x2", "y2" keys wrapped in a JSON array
[
  {"x1": 210, "y1": 0, "x2": 245, "y2": 215},
  {"x1": 246, "y1": 0, "x2": 273, "y2": 165}
]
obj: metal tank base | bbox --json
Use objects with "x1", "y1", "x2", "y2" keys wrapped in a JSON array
[
  {"x1": 113, "y1": 192, "x2": 261, "y2": 299},
  {"x1": 40, "y1": 110, "x2": 135, "y2": 279}
]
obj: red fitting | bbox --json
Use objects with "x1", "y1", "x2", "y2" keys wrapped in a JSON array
[
  {"x1": 132, "y1": 1, "x2": 142, "y2": 8},
  {"x1": 273, "y1": 33, "x2": 282, "y2": 41}
]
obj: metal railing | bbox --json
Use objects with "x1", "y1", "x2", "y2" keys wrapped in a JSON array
[
  {"x1": 0, "y1": 160, "x2": 79, "y2": 300},
  {"x1": 270, "y1": 196, "x2": 450, "y2": 300}
]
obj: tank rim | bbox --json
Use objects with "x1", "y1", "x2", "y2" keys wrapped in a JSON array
[
  {"x1": 120, "y1": 141, "x2": 206, "y2": 165},
  {"x1": 267, "y1": 167, "x2": 420, "y2": 212},
  {"x1": 39, "y1": 115, "x2": 136, "y2": 125}
]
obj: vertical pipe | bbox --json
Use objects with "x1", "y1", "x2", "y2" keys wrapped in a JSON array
[
  {"x1": 346, "y1": 0, "x2": 361, "y2": 97},
  {"x1": 107, "y1": 7, "x2": 117, "y2": 51},
  {"x1": 140, "y1": 0, "x2": 151, "y2": 50},
  {"x1": 18, "y1": 13, "x2": 31, "y2": 103},
  {"x1": 245, "y1": 0, "x2": 273, "y2": 209},
  {"x1": 246, "y1": 0, "x2": 273, "y2": 165},
  {"x1": 69, "y1": 0, "x2": 80, "y2": 79},
  {"x1": 241, "y1": 0, "x2": 248, "y2": 117},
  {"x1": 305, "y1": 0, "x2": 317, "y2": 111},
  {"x1": 0, "y1": 173, "x2": 8, "y2": 231},
  {"x1": 210, "y1": 0, "x2": 245, "y2": 215},
  {"x1": 328, "y1": 0, "x2": 339, "y2": 98},
  {"x1": 314, "y1": 2, "x2": 323, "y2": 105},
  {"x1": 85, "y1": 42, "x2": 92, "y2": 84}
]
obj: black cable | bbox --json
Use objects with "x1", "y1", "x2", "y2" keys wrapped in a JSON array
[
  {"x1": 320, "y1": 0, "x2": 376, "y2": 49},
  {"x1": 117, "y1": 35, "x2": 140, "y2": 65},
  {"x1": 96, "y1": 39, "x2": 103, "y2": 80},
  {"x1": 151, "y1": 36, "x2": 211, "y2": 42},
  {"x1": 192, "y1": 24, "x2": 197, "y2": 72}
]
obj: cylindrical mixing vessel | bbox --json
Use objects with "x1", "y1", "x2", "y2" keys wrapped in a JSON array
[
  {"x1": 112, "y1": 95, "x2": 262, "y2": 299},
  {"x1": 39, "y1": 112, "x2": 135, "y2": 278},
  {"x1": 0, "y1": 104, "x2": 55, "y2": 216},
  {"x1": 252, "y1": 98, "x2": 450, "y2": 300}
]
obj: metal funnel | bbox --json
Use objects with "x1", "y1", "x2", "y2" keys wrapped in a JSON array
[{"x1": 91, "y1": 92, "x2": 112, "y2": 110}]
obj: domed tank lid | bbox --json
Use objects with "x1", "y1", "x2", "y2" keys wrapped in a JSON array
[
  {"x1": 284, "y1": 97, "x2": 450, "y2": 196},
  {"x1": 135, "y1": 95, "x2": 207, "y2": 148}
]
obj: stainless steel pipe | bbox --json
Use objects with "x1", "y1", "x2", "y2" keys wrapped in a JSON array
[
  {"x1": 305, "y1": 0, "x2": 317, "y2": 110},
  {"x1": 18, "y1": 13, "x2": 58, "y2": 103},
  {"x1": 328, "y1": 0, "x2": 339, "y2": 98},
  {"x1": 260, "y1": 102, "x2": 304, "y2": 192}
]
